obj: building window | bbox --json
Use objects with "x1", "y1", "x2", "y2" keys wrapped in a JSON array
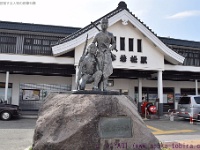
[
  {"x1": 0, "y1": 36, "x2": 16, "y2": 43},
  {"x1": 120, "y1": 37, "x2": 125, "y2": 51},
  {"x1": 0, "y1": 35, "x2": 16, "y2": 53},
  {"x1": 43, "y1": 40, "x2": 50, "y2": 45},
  {"x1": 137, "y1": 39, "x2": 142, "y2": 52},
  {"x1": 50, "y1": 40, "x2": 58, "y2": 45},
  {"x1": 23, "y1": 36, "x2": 60, "y2": 56},
  {"x1": 33, "y1": 39, "x2": 42, "y2": 45},
  {"x1": 129, "y1": 38, "x2": 134, "y2": 51},
  {"x1": 24, "y1": 38, "x2": 32, "y2": 44},
  {"x1": 194, "y1": 53, "x2": 200, "y2": 66}
]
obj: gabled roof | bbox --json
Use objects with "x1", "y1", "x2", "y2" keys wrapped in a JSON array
[
  {"x1": 52, "y1": 1, "x2": 185, "y2": 65},
  {"x1": 0, "y1": 21, "x2": 80, "y2": 35},
  {"x1": 56, "y1": 2, "x2": 157, "y2": 44}
]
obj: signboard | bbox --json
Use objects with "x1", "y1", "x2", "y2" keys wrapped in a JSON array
[
  {"x1": 99, "y1": 117, "x2": 132, "y2": 138},
  {"x1": 22, "y1": 89, "x2": 40, "y2": 101}
]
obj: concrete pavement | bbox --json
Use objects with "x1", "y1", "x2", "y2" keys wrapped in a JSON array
[
  {"x1": 1, "y1": 115, "x2": 200, "y2": 150},
  {"x1": 0, "y1": 118, "x2": 36, "y2": 150},
  {"x1": 144, "y1": 117, "x2": 200, "y2": 150}
]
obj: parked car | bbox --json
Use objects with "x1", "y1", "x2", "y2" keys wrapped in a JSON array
[
  {"x1": 0, "y1": 101, "x2": 21, "y2": 121},
  {"x1": 177, "y1": 95, "x2": 200, "y2": 119}
]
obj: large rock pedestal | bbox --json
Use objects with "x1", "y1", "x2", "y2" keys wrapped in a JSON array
[{"x1": 32, "y1": 93, "x2": 160, "y2": 150}]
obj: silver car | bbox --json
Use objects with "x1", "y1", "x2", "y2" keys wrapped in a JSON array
[{"x1": 177, "y1": 95, "x2": 200, "y2": 119}]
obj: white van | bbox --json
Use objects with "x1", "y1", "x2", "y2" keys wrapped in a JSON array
[{"x1": 177, "y1": 95, "x2": 200, "y2": 119}]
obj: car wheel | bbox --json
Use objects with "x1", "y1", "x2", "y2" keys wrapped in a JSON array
[{"x1": 1, "y1": 111, "x2": 11, "y2": 121}]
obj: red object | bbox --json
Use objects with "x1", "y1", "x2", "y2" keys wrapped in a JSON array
[
  {"x1": 149, "y1": 105, "x2": 157, "y2": 114},
  {"x1": 141, "y1": 101, "x2": 148, "y2": 114},
  {"x1": 190, "y1": 116, "x2": 193, "y2": 124},
  {"x1": 141, "y1": 101, "x2": 157, "y2": 115}
]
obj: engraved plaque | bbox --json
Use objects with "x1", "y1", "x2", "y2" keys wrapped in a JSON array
[{"x1": 99, "y1": 117, "x2": 132, "y2": 138}]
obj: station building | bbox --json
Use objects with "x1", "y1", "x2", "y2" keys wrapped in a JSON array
[{"x1": 0, "y1": 2, "x2": 199, "y2": 115}]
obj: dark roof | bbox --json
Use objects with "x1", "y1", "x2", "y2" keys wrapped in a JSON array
[
  {"x1": 159, "y1": 37, "x2": 200, "y2": 49},
  {"x1": 57, "y1": 1, "x2": 157, "y2": 44},
  {"x1": 0, "y1": 21, "x2": 81, "y2": 35}
]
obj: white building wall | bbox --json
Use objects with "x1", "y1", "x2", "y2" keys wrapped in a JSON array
[
  {"x1": 0, "y1": 73, "x2": 72, "y2": 105},
  {"x1": 163, "y1": 80, "x2": 197, "y2": 94},
  {"x1": 0, "y1": 54, "x2": 74, "y2": 65},
  {"x1": 108, "y1": 21, "x2": 164, "y2": 70}
]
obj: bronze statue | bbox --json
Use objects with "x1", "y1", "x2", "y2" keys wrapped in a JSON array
[
  {"x1": 92, "y1": 18, "x2": 116, "y2": 91},
  {"x1": 76, "y1": 43, "x2": 102, "y2": 90}
]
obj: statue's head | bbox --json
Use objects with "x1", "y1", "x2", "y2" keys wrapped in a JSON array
[
  {"x1": 100, "y1": 18, "x2": 108, "y2": 30},
  {"x1": 101, "y1": 18, "x2": 108, "y2": 24},
  {"x1": 87, "y1": 43, "x2": 97, "y2": 55}
]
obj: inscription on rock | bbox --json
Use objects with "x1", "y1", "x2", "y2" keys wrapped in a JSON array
[{"x1": 99, "y1": 117, "x2": 132, "y2": 138}]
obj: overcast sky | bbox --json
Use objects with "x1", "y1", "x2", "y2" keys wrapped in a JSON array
[{"x1": 0, "y1": 0, "x2": 200, "y2": 41}]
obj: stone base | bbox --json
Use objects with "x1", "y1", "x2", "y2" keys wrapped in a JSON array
[
  {"x1": 72, "y1": 90, "x2": 120, "y2": 95},
  {"x1": 32, "y1": 93, "x2": 161, "y2": 150}
]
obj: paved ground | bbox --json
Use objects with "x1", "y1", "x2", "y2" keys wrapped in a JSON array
[
  {"x1": 144, "y1": 117, "x2": 200, "y2": 150},
  {"x1": 1, "y1": 116, "x2": 200, "y2": 150},
  {"x1": 0, "y1": 118, "x2": 36, "y2": 150}
]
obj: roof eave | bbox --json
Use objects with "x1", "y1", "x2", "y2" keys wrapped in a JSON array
[{"x1": 122, "y1": 10, "x2": 185, "y2": 65}]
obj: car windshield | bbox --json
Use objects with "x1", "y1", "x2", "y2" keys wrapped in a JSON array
[
  {"x1": 178, "y1": 97, "x2": 190, "y2": 104},
  {"x1": 194, "y1": 96, "x2": 200, "y2": 104}
]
